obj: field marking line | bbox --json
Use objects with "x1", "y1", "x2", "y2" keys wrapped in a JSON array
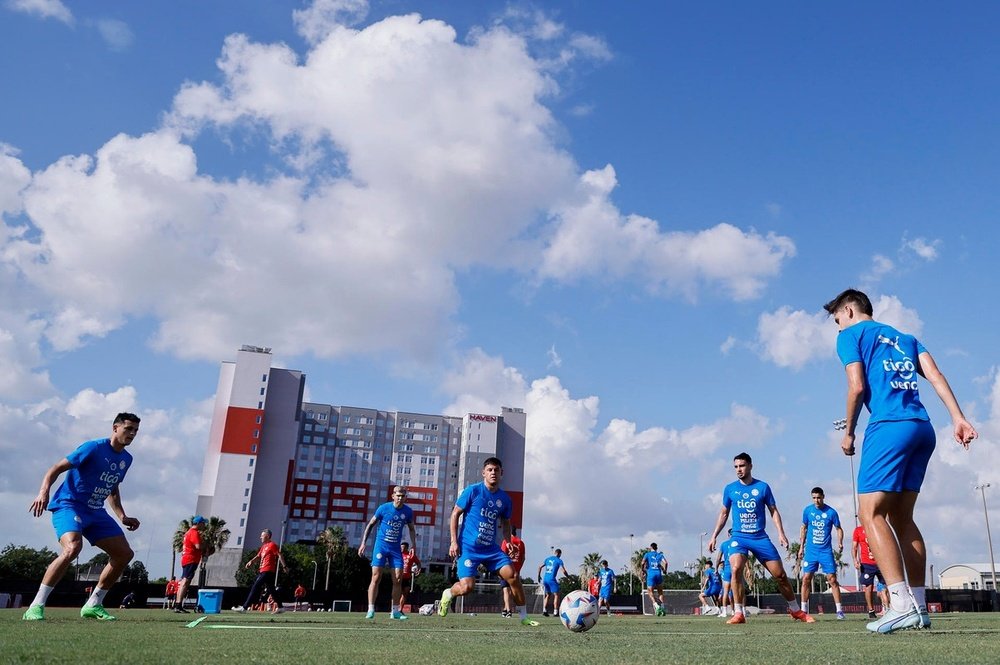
[{"x1": 185, "y1": 616, "x2": 209, "y2": 628}]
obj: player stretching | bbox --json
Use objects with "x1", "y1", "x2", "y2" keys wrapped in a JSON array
[
  {"x1": 439, "y1": 457, "x2": 538, "y2": 627},
  {"x1": 597, "y1": 560, "x2": 615, "y2": 616},
  {"x1": 708, "y1": 452, "x2": 814, "y2": 625},
  {"x1": 538, "y1": 548, "x2": 567, "y2": 617},
  {"x1": 825, "y1": 289, "x2": 977, "y2": 632},
  {"x1": 23, "y1": 413, "x2": 142, "y2": 621},
  {"x1": 358, "y1": 486, "x2": 417, "y2": 620},
  {"x1": 642, "y1": 543, "x2": 668, "y2": 616},
  {"x1": 798, "y1": 487, "x2": 846, "y2": 619}
]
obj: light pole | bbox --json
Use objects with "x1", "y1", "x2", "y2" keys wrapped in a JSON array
[
  {"x1": 311, "y1": 560, "x2": 318, "y2": 590},
  {"x1": 975, "y1": 483, "x2": 997, "y2": 592},
  {"x1": 700, "y1": 532, "x2": 707, "y2": 559},
  {"x1": 629, "y1": 534, "x2": 634, "y2": 595},
  {"x1": 834, "y1": 417, "x2": 861, "y2": 592}
]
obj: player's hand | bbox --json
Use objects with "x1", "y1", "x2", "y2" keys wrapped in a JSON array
[
  {"x1": 357, "y1": 544, "x2": 366, "y2": 557},
  {"x1": 954, "y1": 419, "x2": 977, "y2": 449},
  {"x1": 778, "y1": 534, "x2": 789, "y2": 549},
  {"x1": 122, "y1": 516, "x2": 140, "y2": 531},
  {"x1": 29, "y1": 491, "x2": 49, "y2": 517},
  {"x1": 448, "y1": 541, "x2": 460, "y2": 559},
  {"x1": 841, "y1": 433, "x2": 856, "y2": 456},
  {"x1": 707, "y1": 537, "x2": 716, "y2": 553}
]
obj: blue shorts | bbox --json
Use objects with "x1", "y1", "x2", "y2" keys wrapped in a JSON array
[
  {"x1": 181, "y1": 562, "x2": 199, "y2": 580},
  {"x1": 646, "y1": 571, "x2": 663, "y2": 588},
  {"x1": 858, "y1": 419, "x2": 936, "y2": 493},
  {"x1": 456, "y1": 548, "x2": 511, "y2": 580},
  {"x1": 542, "y1": 578, "x2": 560, "y2": 594},
  {"x1": 52, "y1": 507, "x2": 124, "y2": 545},
  {"x1": 802, "y1": 549, "x2": 838, "y2": 575},
  {"x1": 720, "y1": 567, "x2": 731, "y2": 584},
  {"x1": 372, "y1": 543, "x2": 403, "y2": 569},
  {"x1": 599, "y1": 587, "x2": 611, "y2": 600},
  {"x1": 705, "y1": 583, "x2": 722, "y2": 596},
  {"x1": 726, "y1": 533, "x2": 782, "y2": 563},
  {"x1": 860, "y1": 563, "x2": 885, "y2": 588}
]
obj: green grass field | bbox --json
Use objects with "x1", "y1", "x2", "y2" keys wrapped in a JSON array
[{"x1": 5, "y1": 608, "x2": 1000, "y2": 664}]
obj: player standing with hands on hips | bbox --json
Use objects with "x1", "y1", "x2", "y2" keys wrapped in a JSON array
[
  {"x1": 825, "y1": 288, "x2": 977, "y2": 633},
  {"x1": 22, "y1": 413, "x2": 142, "y2": 621}
]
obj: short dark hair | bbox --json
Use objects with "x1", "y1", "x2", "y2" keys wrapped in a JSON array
[
  {"x1": 114, "y1": 412, "x2": 140, "y2": 425},
  {"x1": 554, "y1": 548, "x2": 562, "y2": 556},
  {"x1": 811, "y1": 487, "x2": 824, "y2": 496},
  {"x1": 823, "y1": 289, "x2": 873, "y2": 316},
  {"x1": 650, "y1": 542, "x2": 658, "y2": 550},
  {"x1": 483, "y1": 456, "x2": 503, "y2": 469},
  {"x1": 262, "y1": 529, "x2": 272, "y2": 537},
  {"x1": 601, "y1": 560, "x2": 608, "y2": 566},
  {"x1": 734, "y1": 452, "x2": 752, "y2": 465}
]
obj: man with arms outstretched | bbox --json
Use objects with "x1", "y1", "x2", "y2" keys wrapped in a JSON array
[
  {"x1": 23, "y1": 413, "x2": 142, "y2": 621},
  {"x1": 825, "y1": 288, "x2": 976, "y2": 632},
  {"x1": 708, "y1": 452, "x2": 813, "y2": 625}
]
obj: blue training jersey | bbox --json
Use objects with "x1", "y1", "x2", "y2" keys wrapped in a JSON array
[
  {"x1": 542, "y1": 555, "x2": 564, "y2": 580},
  {"x1": 456, "y1": 482, "x2": 511, "y2": 552},
  {"x1": 374, "y1": 501, "x2": 414, "y2": 545},
  {"x1": 643, "y1": 550, "x2": 666, "y2": 573},
  {"x1": 599, "y1": 567, "x2": 615, "y2": 591},
  {"x1": 802, "y1": 504, "x2": 841, "y2": 555},
  {"x1": 836, "y1": 319, "x2": 930, "y2": 424},
  {"x1": 49, "y1": 438, "x2": 133, "y2": 512},
  {"x1": 723, "y1": 478, "x2": 776, "y2": 536},
  {"x1": 719, "y1": 538, "x2": 736, "y2": 572}
]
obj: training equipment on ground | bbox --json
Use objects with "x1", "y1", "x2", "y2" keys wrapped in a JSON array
[{"x1": 559, "y1": 590, "x2": 600, "y2": 633}]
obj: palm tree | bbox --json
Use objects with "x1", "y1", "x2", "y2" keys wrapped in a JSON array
[
  {"x1": 317, "y1": 526, "x2": 347, "y2": 591},
  {"x1": 786, "y1": 541, "x2": 802, "y2": 587},
  {"x1": 579, "y1": 552, "x2": 602, "y2": 584}
]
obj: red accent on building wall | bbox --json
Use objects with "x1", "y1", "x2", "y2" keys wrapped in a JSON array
[
  {"x1": 326, "y1": 481, "x2": 371, "y2": 522},
  {"x1": 386, "y1": 486, "x2": 438, "y2": 526},
  {"x1": 506, "y1": 490, "x2": 524, "y2": 530},
  {"x1": 289, "y1": 478, "x2": 324, "y2": 520},
  {"x1": 220, "y1": 406, "x2": 265, "y2": 455},
  {"x1": 283, "y1": 460, "x2": 295, "y2": 507}
]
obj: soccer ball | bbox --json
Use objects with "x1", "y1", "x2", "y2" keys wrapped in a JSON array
[{"x1": 559, "y1": 590, "x2": 599, "y2": 633}]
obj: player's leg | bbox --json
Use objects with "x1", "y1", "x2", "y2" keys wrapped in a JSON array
[
  {"x1": 499, "y1": 563, "x2": 538, "y2": 626},
  {"x1": 800, "y1": 571, "x2": 813, "y2": 610},
  {"x1": 859, "y1": 492, "x2": 904, "y2": 584},
  {"x1": 23, "y1": 528, "x2": 83, "y2": 620},
  {"x1": 826, "y1": 563, "x2": 844, "y2": 618},
  {"x1": 80, "y1": 534, "x2": 133, "y2": 620},
  {"x1": 366, "y1": 565, "x2": 382, "y2": 618},
  {"x1": 726, "y1": 553, "x2": 747, "y2": 623},
  {"x1": 389, "y1": 567, "x2": 408, "y2": 620}
]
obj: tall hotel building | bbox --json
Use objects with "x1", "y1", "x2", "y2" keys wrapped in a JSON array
[{"x1": 195, "y1": 346, "x2": 526, "y2": 585}]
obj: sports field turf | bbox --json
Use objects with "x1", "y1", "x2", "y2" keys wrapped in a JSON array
[{"x1": 5, "y1": 609, "x2": 999, "y2": 664}]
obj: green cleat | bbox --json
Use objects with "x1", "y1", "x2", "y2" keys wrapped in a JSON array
[
  {"x1": 438, "y1": 588, "x2": 452, "y2": 617},
  {"x1": 365, "y1": 609, "x2": 375, "y2": 619},
  {"x1": 80, "y1": 604, "x2": 117, "y2": 621},
  {"x1": 391, "y1": 611, "x2": 409, "y2": 621},
  {"x1": 22, "y1": 605, "x2": 44, "y2": 621},
  {"x1": 520, "y1": 617, "x2": 540, "y2": 627}
]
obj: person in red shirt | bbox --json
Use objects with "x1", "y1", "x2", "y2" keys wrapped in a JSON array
[
  {"x1": 499, "y1": 526, "x2": 526, "y2": 618},
  {"x1": 588, "y1": 575, "x2": 600, "y2": 597},
  {"x1": 853, "y1": 519, "x2": 887, "y2": 619},
  {"x1": 293, "y1": 584, "x2": 307, "y2": 611},
  {"x1": 399, "y1": 542, "x2": 421, "y2": 611},
  {"x1": 174, "y1": 516, "x2": 205, "y2": 614},
  {"x1": 234, "y1": 528, "x2": 287, "y2": 612},
  {"x1": 164, "y1": 577, "x2": 178, "y2": 609}
]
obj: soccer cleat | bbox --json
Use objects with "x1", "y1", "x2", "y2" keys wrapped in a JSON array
[
  {"x1": 80, "y1": 604, "x2": 116, "y2": 621},
  {"x1": 390, "y1": 611, "x2": 408, "y2": 621},
  {"x1": 501, "y1": 610, "x2": 511, "y2": 618},
  {"x1": 868, "y1": 610, "x2": 877, "y2": 619},
  {"x1": 173, "y1": 607, "x2": 189, "y2": 614},
  {"x1": 22, "y1": 605, "x2": 44, "y2": 621},
  {"x1": 836, "y1": 610, "x2": 846, "y2": 620},
  {"x1": 789, "y1": 608, "x2": 815, "y2": 623},
  {"x1": 365, "y1": 609, "x2": 375, "y2": 619},
  {"x1": 726, "y1": 612, "x2": 746, "y2": 624},
  {"x1": 917, "y1": 607, "x2": 931, "y2": 629},
  {"x1": 541, "y1": 610, "x2": 549, "y2": 617},
  {"x1": 438, "y1": 588, "x2": 452, "y2": 617},
  {"x1": 866, "y1": 607, "x2": 921, "y2": 634},
  {"x1": 232, "y1": 606, "x2": 246, "y2": 612},
  {"x1": 520, "y1": 617, "x2": 540, "y2": 627}
]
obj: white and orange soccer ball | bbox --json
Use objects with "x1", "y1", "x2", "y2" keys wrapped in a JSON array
[{"x1": 559, "y1": 590, "x2": 599, "y2": 633}]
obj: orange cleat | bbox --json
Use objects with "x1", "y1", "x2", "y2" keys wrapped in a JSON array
[
  {"x1": 726, "y1": 612, "x2": 746, "y2": 624},
  {"x1": 789, "y1": 609, "x2": 816, "y2": 623}
]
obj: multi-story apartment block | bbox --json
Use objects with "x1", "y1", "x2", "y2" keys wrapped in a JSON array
[{"x1": 195, "y1": 346, "x2": 526, "y2": 586}]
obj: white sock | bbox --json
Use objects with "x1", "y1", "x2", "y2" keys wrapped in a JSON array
[
  {"x1": 802, "y1": 600, "x2": 809, "y2": 613},
  {"x1": 911, "y1": 586, "x2": 926, "y2": 609},
  {"x1": 517, "y1": 605, "x2": 527, "y2": 620},
  {"x1": 85, "y1": 587, "x2": 108, "y2": 608},
  {"x1": 788, "y1": 600, "x2": 801, "y2": 613},
  {"x1": 31, "y1": 584, "x2": 54, "y2": 607},
  {"x1": 368, "y1": 604, "x2": 375, "y2": 612},
  {"x1": 835, "y1": 602, "x2": 843, "y2": 612},
  {"x1": 735, "y1": 603, "x2": 744, "y2": 614},
  {"x1": 888, "y1": 582, "x2": 911, "y2": 612}
]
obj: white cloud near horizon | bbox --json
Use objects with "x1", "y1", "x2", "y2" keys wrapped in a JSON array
[{"x1": 4, "y1": 0, "x2": 72, "y2": 25}]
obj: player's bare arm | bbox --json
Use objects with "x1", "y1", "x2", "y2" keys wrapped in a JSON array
[
  {"x1": 841, "y1": 362, "x2": 865, "y2": 456},
  {"x1": 28, "y1": 458, "x2": 73, "y2": 517},
  {"x1": 797, "y1": 523, "x2": 807, "y2": 559},
  {"x1": 769, "y1": 504, "x2": 789, "y2": 549},
  {"x1": 707, "y1": 506, "x2": 730, "y2": 552},
  {"x1": 357, "y1": 516, "x2": 378, "y2": 556},
  {"x1": 448, "y1": 505, "x2": 463, "y2": 559},
  {"x1": 108, "y1": 486, "x2": 139, "y2": 531},
  {"x1": 918, "y1": 351, "x2": 978, "y2": 447}
]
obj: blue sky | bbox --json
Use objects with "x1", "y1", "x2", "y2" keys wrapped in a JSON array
[{"x1": 1, "y1": 0, "x2": 997, "y2": 582}]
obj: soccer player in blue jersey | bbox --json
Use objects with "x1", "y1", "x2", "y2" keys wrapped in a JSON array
[
  {"x1": 698, "y1": 561, "x2": 722, "y2": 615},
  {"x1": 22, "y1": 413, "x2": 142, "y2": 621},
  {"x1": 439, "y1": 457, "x2": 538, "y2": 626},
  {"x1": 641, "y1": 543, "x2": 668, "y2": 616},
  {"x1": 797, "y1": 487, "x2": 845, "y2": 619},
  {"x1": 714, "y1": 531, "x2": 736, "y2": 618},
  {"x1": 358, "y1": 485, "x2": 417, "y2": 620},
  {"x1": 708, "y1": 452, "x2": 814, "y2": 625},
  {"x1": 538, "y1": 548, "x2": 568, "y2": 617},
  {"x1": 825, "y1": 289, "x2": 977, "y2": 633},
  {"x1": 597, "y1": 560, "x2": 615, "y2": 616}
]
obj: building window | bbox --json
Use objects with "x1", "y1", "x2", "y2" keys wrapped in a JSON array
[
  {"x1": 251, "y1": 444, "x2": 258, "y2": 453},
  {"x1": 237, "y1": 536, "x2": 243, "y2": 546},
  {"x1": 258, "y1": 401, "x2": 263, "y2": 409},
  {"x1": 256, "y1": 415, "x2": 262, "y2": 424},
  {"x1": 247, "y1": 473, "x2": 252, "y2": 481},
  {"x1": 240, "y1": 518, "x2": 245, "y2": 527},
  {"x1": 249, "y1": 458, "x2": 254, "y2": 467},
  {"x1": 262, "y1": 374, "x2": 267, "y2": 382},
  {"x1": 260, "y1": 387, "x2": 266, "y2": 396},
  {"x1": 242, "y1": 503, "x2": 248, "y2": 512},
  {"x1": 244, "y1": 488, "x2": 250, "y2": 497}
]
